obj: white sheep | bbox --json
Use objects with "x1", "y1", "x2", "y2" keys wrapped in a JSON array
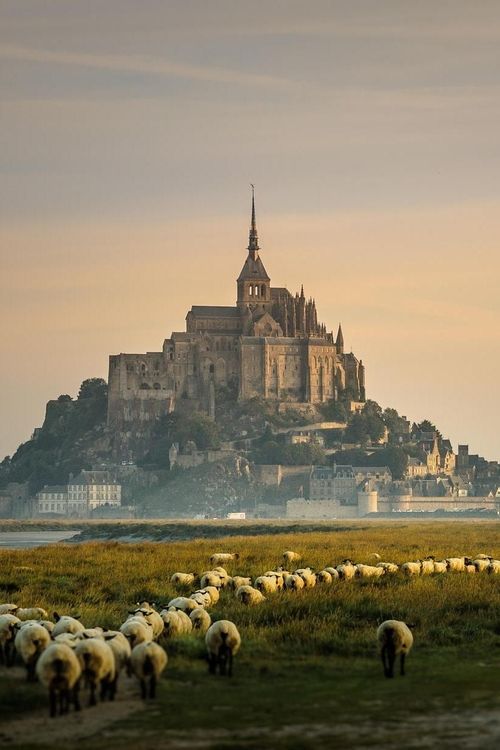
[
  {"x1": 102, "y1": 631, "x2": 132, "y2": 678},
  {"x1": 316, "y1": 570, "x2": 333, "y2": 584},
  {"x1": 336, "y1": 561, "x2": 357, "y2": 580},
  {"x1": 323, "y1": 567, "x2": 340, "y2": 580},
  {"x1": 130, "y1": 603, "x2": 164, "y2": 639},
  {"x1": 254, "y1": 575, "x2": 278, "y2": 595},
  {"x1": 284, "y1": 574, "x2": 305, "y2": 591},
  {"x1": 36, "y1": 642, "x2": 82, "y2": 717},
  {"x1": 377, "y1": 620, "x2": 414, "y2": 678},
  {"x1": 205, "y1": 620, "x2": 241, "y2": 677},
  {"x1": 16, "y1": 606, "x2": 48, "y2": 621},
  {"x1": 14, "y1": 621, "x2": 51, "y2": 680},
  {"x1": 230, "y1": 576, "x2": 253, "y2": 590},
  {"x1": 475, "y1": 553, "x2": 492, "y2": 560},
  {"x1": 159, "y1": 609, "x2": 192, "y2": 637},
  {"x1": 52, "y1": 614, "x2": 85, "y2": 637},
  {"x1": 130, "y1": 641, "x2": 167, "y2": 699},
  {"x1": 473, "y1": 558, "x2": 491, "y2": 573},
  {"x1": 355, "y1": 564, "x2": 385, "y2": 579},
  {"x1": 0, "y1": 613, "x2": 21, "y2": 666},
  {"x1": 191, "y1": 591, "x2": 211, "y2": 608},
  {"x1": 235, "y1": 585, "x2": 266, "y2": 605},
  {"x1": 209, "y1": 553, "x2": 240, "y2": 566},
  {"x1": 74, "y1": 637, "x2": 116, "y2": 706},
  {"x1": 76, "y1": 627, "x2": 105, "y2": 640},
  {"x1": 294, "y1": 567, "x2": 317, "y2": 587},
  {"x1": 170, "y1": 572, "x2": 197, "y2": 587},
  {"x1": 166, "y1": 596, "x2": 200, "y2": 614},
  {"x1": 446, "y1": 557, "x2": 469, "y2": 572},
  {"x1": 465, "y1": 563, "x2": 477, "y2": 574},
  {"x1": 420, "y1": 559, "x2": 435, "y2": 575},
  {"x1": 488, "y1": 559, "x2": 500, "y2": 574},
  {"x1": 432, "y1": 560, "x2": 448, "y2": 574},
  {"x1": 0, "y1": 603, "x2": 18, "y2": 615},
  {"x1": 263, "y1": 571, "x2": 285, "y2": 590},
  {"x1": 119, "y1": 617, "x2": 153, "y2": 648},
  {"x1": 401, "y1": 561, "x2": 422, "y2": 576},
  {"x1": 199, "y1": 572, "x2": 223, "y2": 589},
  {"x1": 54, "y1": 632, "x2": 80, "y2": 647},
  {"x1": 376, "y1": 562, "x2": 399, "y2": 574},
  {"x1": 283, "y1": 550, "x2": 301, "y2": 565},
  {"x1": 194, "y1": 586, "x2": 220, "y2": 605},
  {"x1": 190, "y1": 608, "x2": 212, "y2": 633}
]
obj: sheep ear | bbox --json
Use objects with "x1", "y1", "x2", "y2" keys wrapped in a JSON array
[{"x1": 53, "y1": 611, "x2": 61, "y2": 621}]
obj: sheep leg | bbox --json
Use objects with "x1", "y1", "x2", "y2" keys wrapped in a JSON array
[
  {"x1": 27, "y1": 661, "x2": 36, "y2": 682},
  {"x1": 228, "y1": 651, "x2": 233, "y2": 678},
  {"x1": 49, "y1": 688, "x2": 57, "y2": 718},
  {"x1": 0, "y1": 645, "x2": 4, "y2": 666},
  {"x1": 73, "y1": 683, "x2": 81, "y2": 712},
  {"x1": 89, "y1": 681, "x2": 97, "y2": 707},
  {"x1": 208, "y1": 654, "x2": 217, "y2": 675},
  {"x1": 149, "y1": 675, "x2": 157, "y2": 699},
  {"x1": 381, "y1": 645, "x2": 389, "y2": 677},
  {"x1": 140, "y1": 679, "x2": 147, "y2": 699},
  {"x1": 400, "y1": 653, "x2": 406, "y2": 676}
]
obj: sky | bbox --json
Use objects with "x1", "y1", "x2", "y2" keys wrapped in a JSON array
[{"x1": 1, "y1": 0, "x2": 499, "y2": 461}]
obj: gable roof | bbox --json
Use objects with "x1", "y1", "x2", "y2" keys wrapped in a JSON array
[{"x1": 237, "y1": 254, "x2": 270, "y2": 282}]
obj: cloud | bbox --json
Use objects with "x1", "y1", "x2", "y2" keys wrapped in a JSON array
[{"x1": 0, "y1": 44, "x2": 294, "y2": 90}]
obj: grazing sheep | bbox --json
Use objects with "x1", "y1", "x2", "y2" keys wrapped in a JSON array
[
  {"x1": 130, "y1": 604, "x2": 164, "y2": 639},
  {"x1": 235, "y1": 585, "x2": 266, "y2": 605},
  {"x1": 420, "y1": 559, "x2": 435, "y2": 575},
  {"x1": 488, "y1": 559, "x2": 500, "y2": 574},
  {"x1": 170, "y1": 572, "x2": 197, "y2": 587},
  {"x1": 376, "y1": 562, "x2": 399, "y2": 574},
  {"x1": 160, "y1": 609, "x2": 192, "y2": 637},
  {"x1": 377, "y1": 620, "x2": 414, "y2": 678},
  {"x1": 316, "y1": 570, "x2": 333, "y2": 584},
  {"x1": 193, "y1": 586, "x2": 220, "y2": 606},
  {"x1": 336, "y1": 561, "x2": 357, "y2": 580},
  {"x1": 119, "y1": 617, "x2": 153, "y2": 648},
  {"x1": 475, "y1": 553, "x2": 492, "y2": 560},
  {"x1": 0, "y1": 613, "x2": 21, "y2": 665},
  {"x1": 263, "y1": 571, "x2": 285, "y2": 590},
  {"x1": 190, "y1": 608, "x2": 211, "y2": 633},
  {"x1": 199, "y1": 572, "x2": 223, "y2": 589},
  {"x1": 446, "y1": 557, "x2": 469, "y2": 572},
  {"x1": 191, "y1": 591, "x2": 211, "y2": 608},
  {"x1": 323, "y1": 567, "x2": 340, "y2": 580},
  {"x1": 355, "y1": 564, "x2": 385, "y2": 579},
  {"x1": 209, "y1": 553, "x2": 240, "y2": 566},
  {"x1": 14, "y1": 621, "x2": 51, "y2": 680},
  {"x1": 16, "y1": 607, "x2": 48, "y2": 621},
  {"x1": 465, "y1": 563, "x2": 477, "y2": 574},
  {"x1": 102, "y1": 631, "x2": 132, "y2": 678},
  {"x1": 74, "y1": 638, "x2": 116, "y2": 706},
  {"x1": 284, "y1": 574, "x2": 305, "y2": 591},
  {"x1": 52, "y1": 614, "x2": 85, "y2": 637},
  {"x1": 166, "y1": 596, "x2": 199, "y2": 614},
  {"x1": 36, "y1": 642, "x2": 82, "y2": 717},
  {"x1": 432, "y1": 560, "x2": 448, "y2": 574},
  {"x1": 401, "y1": 561, "x2": 422, "y2": 576},
  {"x1": 130, "y1": 641, "x2": 167, "y2": 699},
  {"x1": 0, "y1": 603, "x2": 18, "y2": 615},
  {"x1": 205, "y1": 620, "x2": 241, "y2": 677},
  {"x1": 254, "y1": 575, "x2": 279, "y2": 595},
  {"x1": 230, "y1": 576, "x2": 252, "y2": 590},
  {"x1": 283, "y1": 550, "x2": 301, "y2": 565},
  {"x1": 473, "y1": 558, "x2": 491, "y2": 572}
]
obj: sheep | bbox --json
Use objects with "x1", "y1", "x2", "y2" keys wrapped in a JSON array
[
  {"x1": 401, "y1": 561, "x2": 422, "y2": 576},
  {"x1": 0, "y1": 613, "x2": 21, "y2": 666},
  {"x1": 355, "y1": 564, "x2": 385, "y2": 579},
  {"x1": 14, "y1": 621, "x2": 51, "y2": 680},
  {"x1": 465, "y1": 564, "x2": 477, "y2": 574},
  {"x1": 488, "y1": 559, "x2": 500, "y2": 574},
  {"x1": 200, "y1": 572, "x2": 224, "y2": 589},
  {"x1": 212, "y1": 566, "x2": 232, "y2": 586},
  {"x1": 194, "y1": 586, "x2": 220, "y2": 605},
  {"x1": 205, "y1": 620, "x2": 241, "y2": 677},
  {"x1": 102, "y1": 631, "x2": 132, "y2": 678},
  {"x1": 191, "y1": 591, "x2": 211, "y2": 608},
  {"x1": 377, "y1": 620, "x2": 414, "y2": 678},
  {"x1": 230, "y1": 576, "x2": 253, "y2": 590},
  {"x1": 323, "y1": 567, "x2": 340, "y2": 580},
  {"x1": 0, "y1": 603, "x2": 18, "y2": 615},
  {"x1": 52, "y1": 614, "x2": 85, "y2": 637},
  {"x1": 432, "y1": 560, "x2": 448, "y2": 574},
  {"x1": 376, "y1": 562, "x2": 399, "y2": 574},
  {"x1": 170, "y1": 572, "x2": 197, "y2": 587},
  {"x1": 336, "y1": 561, "x2": 357, "y2": 580},
  {"x1": 160, "y1": 609, "x2": 192, "y2": 637},
  {"x1": 473, "y1": 558, "x2": 492, "y2": 573},
  {"x1": 475, "y1": 553, "x2": 492, "y2": 560},
  {"x1": 16, "y1": 606, "x2": 48, "y2": 621},
  {"x1": 294, "y1": 567, "x2": 317, "y2": 588},
  {"x1": 209, "y1": 553, "x2": 240, "y2": 566},
  {"x1": 130, "y1": 641, "x2": 167, "y2": 699},
  {"x1": 74, "y1": 637, "x2": 116, "y2": 706},
  {"x1": 54, "y1": 632, "x2": 79, "y2": 647},
  {"x1": 166, "y1": 596, "x2": 199, "y2": 614},
  {"x1": 235, "y1": 585, "x2": 266, "y2": 605},
  {"x1": 283, "y1": 550, "x2": 301, "y2": 565},
  {"x1": 254, "y1": 575, "x2": 278, "y2": 595},
  {"x1": 130, "y1": 603, "x2": 164, "y2": 639},
  {"x1": 119, "y1": 617, "x2": 153, "y2": 648},
  {"x1": 419, "y1": 559, "x2": 435, "y2": 575},
  {"x1": 263, "y1": 571, "x2": 285, "y2": 590},
  {"x1": 77, "y1": 627, "x2": 104, "y2": 640},
  {"x1": 446, "y1": 557, "x2": 469, "y2": 572},
  {"x1": 284, "y1": 574, "x2": 305, "y2": 591},
  {"x1": 190, "y1": 608, "x2": 212, "y2": 633},
  {"x1": 36, "y1": 642, "x2": 82, "y2": 717},
  {"x1": 316, "y1": 570, "x2": 333, "y2": 584}
]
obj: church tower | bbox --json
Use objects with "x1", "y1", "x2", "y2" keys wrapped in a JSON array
[{"x1": 237, "y1": 187, "x2": 271, "y2": 311}]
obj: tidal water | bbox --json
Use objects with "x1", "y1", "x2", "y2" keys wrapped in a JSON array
[{"x1": 0, "y1": 531, "x2": 78, "y2": 549}]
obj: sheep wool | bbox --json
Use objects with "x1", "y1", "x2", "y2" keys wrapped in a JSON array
[
  {"x1": 171, "y1": 572, "x2": 197, "y2": 587},
  {"x1": 190, "y1": 608, "x2": 212, "y2": 633},
  {"x1": 0, "y1": 613, "x2": 21, "y2": 666},
  {"x1": 0, "y1": 603, "x2": 18, "y2": 615},
  {"x1": 235, "y1": 585, "x2": 266, "y2": 605},
  {"x1": 75, "y1": 637, "x2": 116, "y2": 706},
  {"x1": 16, "y1": 607, "x2": 48, "y2": 621},
  {"x1": 36, "y1": 642, "x2": 82, "y2": 717},
  {"x1": 102, "y1": 631, "x2": 132, "y2": 675},
  {"x1": 130, "y1": 641, "x2": 167, "y2": 699},
  {"x1": 52, "y1": 614, "x2": 85, "y2": 637},
  {"x1": 119, "y1": 617, "x2": 153, "y2": 648},
  {"x1": 377, "y1": 620, "x2": 414, "y2": 679},
  {"x1": 284, "y1": 574, "x2": 305, "y2": 591},
  {"x1": 283, "y1": 550, "x2": 301, "y2": 565},
  {"x1": 205, "y1": 620, "x2": 241, "y2": 677},
  {"x1": 14, "y1": 621, "x2": 51, "y2": 680},
  {"x1": 209, "y1": 553, "x2": 240, "y2": 566}
]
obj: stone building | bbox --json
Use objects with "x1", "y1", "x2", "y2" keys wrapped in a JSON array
[
  {"x1": 37, "y1": 471, "x2": 121, "y2": 517},
  {"x1": 107, "y1": 194, "x2": 366, "y2": 457}
]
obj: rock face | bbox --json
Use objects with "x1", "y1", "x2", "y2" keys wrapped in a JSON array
[{"x1": 107, "y1": 198, "x2": 365, "y2": 458}]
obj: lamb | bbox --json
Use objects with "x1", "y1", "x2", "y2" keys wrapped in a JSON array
[
  {"x1": 74, "y1": 637, "x2": 116, "y2": 706},
  {"x1": 160, "y1": 609, "x2": 192, "y2": 637},
  {"x1": 377, "y1": 620, "x2": 414, "y2": 678},
  {"x1": 254, "y1": 575, "x2": 279, "y2": 595},
  {"x1": 119, "y1": 617, "x2": 153, "y2": 648},
  {"x1": 205, "y1": 620, "x2": 241, "y2": 677},
  {"x1": 355, "y1": 564, "x2": 385, "y2": 579},
  {"x1": 52, "y1": 614, "x2": 85, "y2": 637},
  {"x1": 0, "y1": 603, "x2": 18, "y2": 615},
  {"x1": 376, "y1": 562, "x2": 399, "y2": 574},
  {"x1": 401, "y1": 561, "x2": 422, "y2": 576},
  {"x1": 283, "y1": 550, "x2": 301, "y2": 565},
  {"x1": 336, "y1": 561, "x2": 357, "y2": 580},
  {"x1": 130, "y1": 603, "x2": 164, "y2": 639},
  {"x1": 170, "y1": 572, "x2": 197, "y2": 587},
  {"x1": 0, "y1": 613, "x2": 21, "y2": 665},
  {"x1": 166, "y1": 596, "x2": 199, "y2": 614},
  {"x1": 190, "y1": 608, "x2": 212, "y2": 633},
  {"x1": 284, "y1": 574, "x2": 305, "y2": 591},
  {"x1": 14, "y1": 621, "x2": 51, "y2": 680},
  {"x1": 16, "y1": 606, "x2": 48, "y2": 621},
  {"x1": 36, "y1": 642, "x2": 82, "y2": 717},
  {"x1": 130, "y1": 641, "x2": 167, "y2": 699},
  {"x1": 230, "y1": 576, "x2": 253, "y2": 590},
  {"x1": 235, "y1": 585, "x2": 266, "y2": 605},
  {"x1": 209, "y1": 553, "x2": 240, "y2": 566}
]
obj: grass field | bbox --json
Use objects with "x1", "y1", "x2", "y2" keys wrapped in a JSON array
[{"x1": 0, "y1": 520, "x2": 499, "y2": 749}]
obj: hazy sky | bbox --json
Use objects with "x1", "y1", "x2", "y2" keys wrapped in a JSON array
[{"x1": 1, "y1": 1, "x2": 499, "y2": 461}]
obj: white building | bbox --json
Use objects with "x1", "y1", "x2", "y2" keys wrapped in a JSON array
[
  {"x1": 37, "y1": 486, "x2": 68, "y2": 515},
  {"x1": 38, "y1": 471, "x2": 121, "y2": 518}
]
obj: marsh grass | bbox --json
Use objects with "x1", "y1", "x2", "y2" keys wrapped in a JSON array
[{"x1": 0, "y1": 521, "x2": 499, "y2": 748}]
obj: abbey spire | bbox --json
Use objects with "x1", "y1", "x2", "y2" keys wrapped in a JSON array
[
  {"x1": 237, "y1": 187, "x2": 270, "y2": 307},
  {"x1": 248, "y1": 184, "x2": 260, "y2": 259}
]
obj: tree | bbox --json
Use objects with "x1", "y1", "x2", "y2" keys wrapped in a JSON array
[
  {"x1": 363, "y1": 400, "x2": 383, "y2": 418},
  {"x1": 57, "y1": 394, "x2": 72, "y2": 403},
  {"x1": 78, "y1": 378, "x2": 107, "y2": 400},
  {"x1": 369, "y1": 447, "x2": 408, "y2": 480},
  {"x1": 320, "y1": 399, "x2": 347, "y2": 423},
  {"x1": 343, "y1": 414, "x2": 369, "y2": 445}
]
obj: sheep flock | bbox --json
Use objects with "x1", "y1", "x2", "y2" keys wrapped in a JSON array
[{"x1": 0, "y1": 548, "x2": 498, "y2": 716}]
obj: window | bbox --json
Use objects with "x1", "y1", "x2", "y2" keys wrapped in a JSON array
[{"x1": 249, "y1": 286, "x2": 253, "y2": 296}]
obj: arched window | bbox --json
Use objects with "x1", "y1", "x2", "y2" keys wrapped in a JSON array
[
  {"x1": 261, "y1": 284, "x2": 266, "y2": 298},
  {"x1": 140, "y1": 383, "x2": 150, "y2": 390},
  {"x1": 249, "y1": 285, "x2": 253, "y2": 296},
  {"x1": 254, "y1": 285, "x2": 259, "y2": 297},
  {"x1": 153, "y1": 382, "x2": 161, "y2": 390}
]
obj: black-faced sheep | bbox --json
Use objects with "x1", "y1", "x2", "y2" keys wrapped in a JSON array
[
  {"x1": 377, "y1": 620, "x2": 414, "y2": 678},
  {"x1": 130, "y1": 641, "x2": 167, "y2": 699},
  {"x1": 205, "y1": 620, "x2": 241, "y2": 677},
  {"x1": 36, "y1": 642, "x2": 82, "y2": 717}
]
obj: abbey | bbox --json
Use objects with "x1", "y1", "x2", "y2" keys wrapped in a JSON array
[{"x1": 107, "y1": 195, "x2": 365, "y2": 454}]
